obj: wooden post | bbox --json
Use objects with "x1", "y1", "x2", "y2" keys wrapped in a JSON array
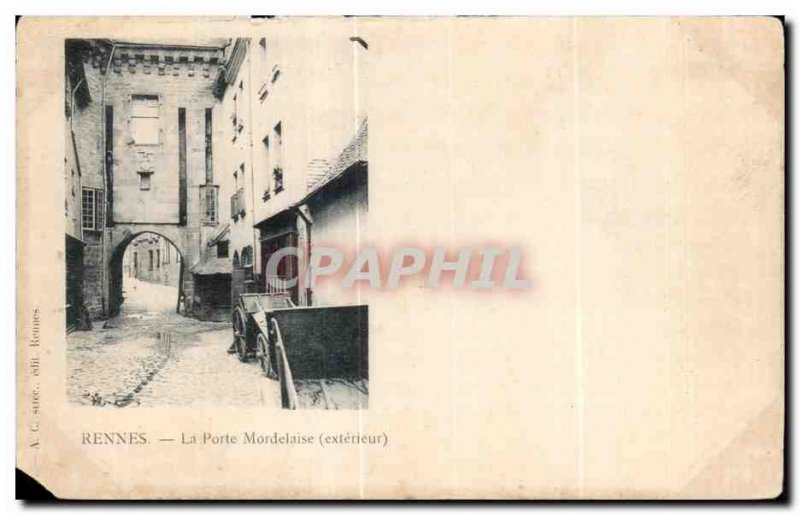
[{"x1": 176, "y1": 262, "x2": 184, "y2": 314}]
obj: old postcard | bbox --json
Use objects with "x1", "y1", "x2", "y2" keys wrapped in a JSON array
[{"x1": 16, "y1": 16, "x2": 784, "y2": 499}]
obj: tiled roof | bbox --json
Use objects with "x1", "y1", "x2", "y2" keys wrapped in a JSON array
[
  {"x1": 305, "y1": 158, "x2": 331, "y2": 189},
  {"x1": 305, "y1": 120, "x2": 367, "y2": 196},
  {"x1": 257, "y1": 120, "x2": 368, "y2": 228}
]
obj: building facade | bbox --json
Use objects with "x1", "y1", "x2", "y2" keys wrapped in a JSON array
[
  {"x1": 65, "y1": 39, "x2": 228, "y2": 321},
  {"x1": 65, "y1": 26, "x2": 367, "y2": 329},
  {"x1": 122, "y1": 233, "x2": 181, "y2": 287},
  {"x1": 65, "y1": 40, "x2": 95, "y2": 331},
  {"x1": 216, "y1": 26, "x2": 368, "y2": 309}
]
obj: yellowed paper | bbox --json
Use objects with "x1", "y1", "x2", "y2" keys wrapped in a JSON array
[{"x1": 17, "y1": 16, "x2": 784, "y2": 499}]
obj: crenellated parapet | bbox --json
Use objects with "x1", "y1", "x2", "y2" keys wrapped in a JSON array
[{"x1": 82, "y1": 43, "x2": 224, "y2": 79}]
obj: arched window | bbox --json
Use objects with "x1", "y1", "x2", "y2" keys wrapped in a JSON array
[
  {"x1": 233, "y1": 251, "x2": 240, "y2": 269},
  {"x1": 241, "y1": 246, "x2": 253, "y2": 268}
]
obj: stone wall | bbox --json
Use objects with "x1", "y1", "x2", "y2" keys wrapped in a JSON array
[
  {"x1": 68, "y1": 47, "x2": 106, "y2": 319},
  {"x1": 305, "y1": 168, "x2": 369, "y2": 308},
  {"x1": 70, "y1": 42, "x2": 225, "y2": 320},
  {"x1": 104, "y1": 46, "x2": 222, "y2": 225}
]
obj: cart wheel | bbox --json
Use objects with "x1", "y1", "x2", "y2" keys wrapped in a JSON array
[
  {"x1": 233, "y1": 308, "x2": 248, "y2": 362},
  {"x1": 255, "y1": 333, "x2": 274, "y2": 379}
]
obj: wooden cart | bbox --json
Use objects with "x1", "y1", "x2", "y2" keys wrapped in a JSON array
[{"x1": 232, "y1": 294, "x2": 369, "y2": 409}]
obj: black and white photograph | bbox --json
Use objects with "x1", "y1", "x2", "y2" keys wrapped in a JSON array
[
  {"x1": 13, "y1": 11, "x2": 790, "y2": 501},
  {"x1": 64, "y1": 34, "x2": 369, "y2": 410}
]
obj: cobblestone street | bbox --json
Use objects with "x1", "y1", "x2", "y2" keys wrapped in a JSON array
[{"x1": 67, "y1": 279, "x2": 280, "y2": 408}]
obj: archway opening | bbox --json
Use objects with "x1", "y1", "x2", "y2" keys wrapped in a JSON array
[{"x1": 110, "y1": 232, "x2": 184, "y2": 319}]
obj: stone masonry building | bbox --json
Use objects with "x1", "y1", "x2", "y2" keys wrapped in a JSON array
[
  {"x1": 66, "y1": 39, "x2": 227, "y2": 320},
  {"x1": 66, "y1": 26, "x2": 367, "y2": 327}
]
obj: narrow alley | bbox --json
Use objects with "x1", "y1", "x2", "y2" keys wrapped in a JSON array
[
  {"x1": 66, "y1": 278, "x2": 280, "y2": 408},
  {"x1": 63, "y1": 36, "x2": 369, "y2": 412}
]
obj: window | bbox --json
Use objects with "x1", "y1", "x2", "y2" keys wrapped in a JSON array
[
  {"x1": 273, "y1": 122, "x2": 284, "y2": 193},
  {"x1": 164, "y1": 243, "x2": 170, "y2": 264},
  {"x1": 133, "y1": 252, "x2": 138, "y2": 270},
  {"x1": 81, "y1": 187, "x2": 104, "y2": 232},
  {"x1": 233, "y1": 163, "x2": 245, "y2": 189},
  {"x1": 139, "y1": 172, "x2": 152, "y2": 191},
  {"x1": 241, "y1": 246, "x2": 253, "y2": 268},
  {"x1": 262, "y1": 136, "x2": 271, "y2": 200},
  {"x1": 258, "y1": 38, "x2": 270, "y2": 101},
  {"x1": 233, "y1": 251, "x2": 240, "y2": 268},
  {"x1": 148, "y1": 250, "x2": 154, "y2": 271},
  {"x1": 201, "y1": 185, "x2": 218, "y2": 225},
  {"x1": 131, "y1": 95, "x2": 159, "y2": 145},
  {"x1": 274, "y1": 122, "x2": 282, "y2": 153},
  {"x1": 273, "y1": 165, "x2": 284, "y2": 193},
  {"x1": 217, "y1": 241, "x2": 229, "y2": 258},
  {"x1": 156, "y1": 249, "x2": 161, "y2": 268},
  {"x1": 81, "y1": 189, "x2": 94, "y2": 231},
  {"x1": 206, "y1": 187, "x2": 218, "y2": 223},
  {"x1": 231, "y1": 94, "x2": 242, "y2": 136},
  {"x1": 232, "y1": 187, "x2": 246, "y2": 220}
]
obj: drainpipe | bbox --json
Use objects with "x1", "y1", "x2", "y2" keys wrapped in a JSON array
[
  {"x1": 100, "y1": 42, "x2": 117, "y2": 317},
  {"x1": 245, "y1": 39, "x2": 260, "y2": 286},
  {"x1": 69, "y1": 78, "x2": 84, "y2": 134},
  {"x1": 69, "y1": 77, "x2": 84, "y2": 241},
  {"x1": 292, "y1": 204, "x2": 313, "y2": 305}
]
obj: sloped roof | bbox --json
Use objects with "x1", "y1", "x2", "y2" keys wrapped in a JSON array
[
  {"x1": 191, "y1": 224, "x2": 232, "y2": 275},
  {"x1": 305, "y1": 120, "x2": 367, "y2": 197},
  {"x1": 255, "y1": 120, "x2": 368, "y2": 229},
  {"x1": 305, "y1": 158, "x2": 331, "y2": 190},
  {"x1": 190, "y1": 256, "x2": 231, "y2": 276}
]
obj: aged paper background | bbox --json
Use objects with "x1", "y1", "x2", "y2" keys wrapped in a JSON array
[{"x1": 17, "y1": 16, "x2": 784, "y2": 499}]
